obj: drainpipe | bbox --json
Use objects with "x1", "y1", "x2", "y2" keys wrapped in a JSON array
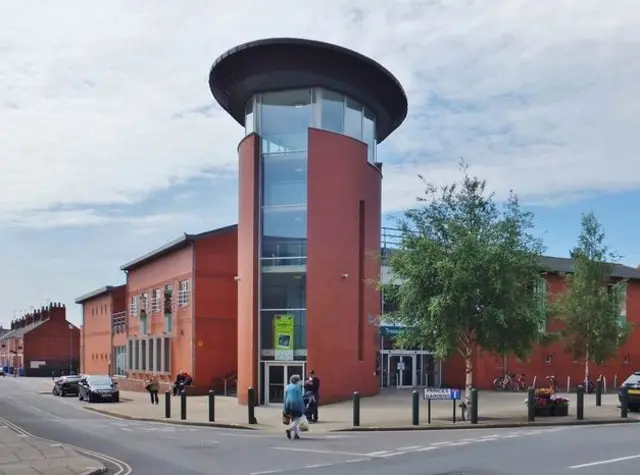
[{"x1": 191, "y1": 242, "x2": 196, "y2": 382}]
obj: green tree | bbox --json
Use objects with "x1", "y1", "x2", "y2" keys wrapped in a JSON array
[
  {"x1": 383, "y1": 163, "x2": 547, "y2": 407},
  {"x1": 551, "y1": 212, "x2": 630, "y2": 386}
]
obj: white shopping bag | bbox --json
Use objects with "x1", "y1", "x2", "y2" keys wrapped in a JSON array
[{"x1": 299, "y1": 415, "x2": 310, "y2": 432}]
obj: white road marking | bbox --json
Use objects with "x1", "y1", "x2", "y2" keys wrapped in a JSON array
[
  {"x1": 569, "y1": 454, "x2": 640, "y2": 469},
  {"x1": 397, "y1": 445, "x2": 421, "y2": 450},
  {"x1": 249, "y1": 470, "x2": 283, "y2": 475},
  {"x1": 416, "y1": 446, "x2": 438, "y2": 452},
  {"x1": 273, "y1": 447, "x2": 374, "y2": 457},
  {"x1": 305, "y1": 463, "x2": 335, "y2": 468}
]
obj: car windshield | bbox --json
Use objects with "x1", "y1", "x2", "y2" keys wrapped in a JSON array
[
  {"x1": 64, "y1": 375, "x2": 82, "y2": 381},
  {"x1": 88, "y1": 377, "x2": 113, "y2": 386},
  {"x1": 623, "y1": 373, "x2": 640, "y2": 385}
]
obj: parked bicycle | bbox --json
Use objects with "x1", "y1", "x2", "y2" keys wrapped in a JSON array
[{"x1": 493, "y1": 372, "x2": 528, "y2": 391}]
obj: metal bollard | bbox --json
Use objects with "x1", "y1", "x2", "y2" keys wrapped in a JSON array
[
  {"x1": 180, "y1": 390, "x2": 187, "y2": 420},
  {"x1": 412, "y1": 390, "x2": 419, "y2": 426},
  {"x1": 164, "y1": 391, "x2": 171, "y2": 419},
  {"x1": 470, "y1": 388, "x2": 478, "y2": 424},
  {"x1": 208, "y1": 390, "x2": 215, "y2": 422},
  {"x1": 527, "y1": 387, "x2": 536, "y2": 422},
  {"x1": 352, "y1": 391, "x2": 360, "y2": 427},
  {"x1": 595, "y1": 379, "x2": 603, "y2": 407},
  {"x1": 621, "y1": 387, "x2": 629, "y2": 418},
  {"x1": 576, "y1": 385, "x2": 584, "y2": 420},
  {"x1": 247, "y1": 387, "x2": 257, "y2": 424}
]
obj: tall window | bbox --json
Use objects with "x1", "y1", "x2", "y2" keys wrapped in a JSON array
[
  {"x1": 534, "y1": 276, "x2": 547, "y2": 333},
  {"x1": 129, "y1": 295, "x2": 138, "y2": 317},
  {"x1": 164, "y1": 284, "x2": 173, "y2": 333},
  {"x1": 178, "y1": 280, "x2": 190, "y2": 306},
  {"x1": 260, "y1": 89, "x2": 312, "y2": 153},
  {"x1": 151, "y1": 289, "x2": 160, "y2": 313}
]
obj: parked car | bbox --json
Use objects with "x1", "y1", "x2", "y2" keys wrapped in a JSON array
[
  {"x1": 78, "y1": 375, "x2": 120, "y2": 403},
  {"x1": 52, "y1": 375, "x2": 82, "y2": 397},
  {"x1": 618, "y1": 371, "x2": 640, "y2": 411},
  {"x1": 0, "y1": 368, "x2": 5, "y2": 377}
]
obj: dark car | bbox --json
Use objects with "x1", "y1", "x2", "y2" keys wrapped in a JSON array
[
  {"x1": 52, "y1": 375, "x2": 82, "y2": 397},
  {"x1": 618, "y1": 371, "x2": 640, "y2": 411},
  {"x1": 78, "y1": 375, "x2": 120, "y2": 403}
]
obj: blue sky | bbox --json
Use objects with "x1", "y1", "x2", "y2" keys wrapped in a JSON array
[{"x1": 2, "y1": 1, "x2": 640, "y2": 327}]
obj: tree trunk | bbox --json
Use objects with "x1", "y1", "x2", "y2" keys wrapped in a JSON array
[
  {"x1": 584, "y1": 347, "x2": 590, "y2": 389},
  {"x1": 464, "y1": 344, "x2": 473, "y2": 408}
]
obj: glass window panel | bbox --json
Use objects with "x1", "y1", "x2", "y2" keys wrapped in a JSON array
[
  {"x1": 260, "y1": 89, "x2": 311, "y2": 153},
  {"x1": 245, "y1": 98, "x2": 254, "y2": 135},
  {"x1": 320, "y1": 89, "x2": 344, "y2": 133},
  {"x1": 259, "y1": 310, "x2": 306, "y2": 350},
  {"x1": 261, "y1": 207, "x2": 307, "y2": 262},
  {"x1": 363, "y1": 108, "x2": 376, "y2": 163},
  {"x1": 344, "y1": 97, "x2": 363, "y2": 140},
  {"x1": 262, "y1": 152, "x2": 307, "y2": 207},
  {"x1": 261, "y1": 272, "x2": 306, "y2": 310}
]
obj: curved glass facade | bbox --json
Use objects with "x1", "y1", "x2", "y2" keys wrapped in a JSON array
[{"x1": 250, "y1": 88, "x2": 377, "y2": 363}]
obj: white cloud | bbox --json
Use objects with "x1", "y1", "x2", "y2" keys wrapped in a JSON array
[{"x1": 2, "y1": 0, "x2": 640, "y2": 324}]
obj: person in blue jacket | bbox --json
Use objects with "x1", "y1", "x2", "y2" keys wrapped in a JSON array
[{"x1": 283, "y1": 374, "x2": 305, "y2": 439}]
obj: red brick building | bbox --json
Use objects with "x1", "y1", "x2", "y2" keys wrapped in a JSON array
[
  {"x1": 0, "y1": 304, "x2": 80, "y2": 376},
  {"x1": 442, "y1": 256, "x2": 640, "y2": 391},
  {"x1": 77, "y1": 226, "x2": 238, "y2": 393}
]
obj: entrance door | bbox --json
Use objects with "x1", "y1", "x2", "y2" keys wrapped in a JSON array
[
  {"x1": 389, "y1": 354, "x2": 416, "y2": 388},
  {"x1": 264, "y1": 362, "x2": 306, "y2": 405}
]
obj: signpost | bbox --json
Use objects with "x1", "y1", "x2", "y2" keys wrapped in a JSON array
[{"x1": 423, "y1": 387, "x2": 461, "y2": 424}]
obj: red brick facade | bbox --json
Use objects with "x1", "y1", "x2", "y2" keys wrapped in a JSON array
[
  {"x1": 442, "y1": 271, "x2": 640, "y2": 391},
  {"x1": 0, "y1": 304, "x2": 80, "y2": 376}
]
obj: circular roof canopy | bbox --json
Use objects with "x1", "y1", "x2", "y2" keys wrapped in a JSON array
[{"x1": 209, "y1": 38, "x2": 408, "y2": 143}]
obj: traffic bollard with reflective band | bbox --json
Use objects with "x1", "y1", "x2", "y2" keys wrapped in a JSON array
[
  {"x1": 412, "y1": 390, "x2": 419, "y2": 426},
  {"x1": 352, "y1": 391, "x2": 360, "y2": 427},
  {"x1": 470, "y1": 388, "x2": 478, "y2": 424},
  {"x1": 180, "y1": 390, "x2": 187, "y2": 420},
  {"x1": 165, "y1": 391, "x2": 171, "y2": 419},
  {"x1": 208, "y1": 390, "x2": 215, "y2": 422},
  {"x1": 527, "y1": 388, "x2": 535, "y2": 422},
  {"x1": 595, "y1": 379, "x2": 603, "y2": 407},
  {"x1": 576, "y1": 385, "x2": 584, "y2": 420},
  {"x1": 621, "y1": 387, "x2": 629, "y2": 418},
  {"x1": 247, "y1": 387, "x2": 257, "y2": 424}
]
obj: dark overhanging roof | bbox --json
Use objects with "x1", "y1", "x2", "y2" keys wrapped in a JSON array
[
  {"x1": 120, "y1": 224, "x2": 238, "y2": 272},
  {"x1": 209, "y1": 38, "x2": 408, "y2": 143},
  {"x1": 75, "y1": 285, "x2": 123, "y2": 305}
]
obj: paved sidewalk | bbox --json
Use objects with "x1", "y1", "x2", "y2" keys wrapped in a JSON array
[
  {"x1": 0, "y1": 426, "x2": 105, "y2": 474},
  {"x1": 80, "y1": 387, "x2": 637, "y2": 432}
]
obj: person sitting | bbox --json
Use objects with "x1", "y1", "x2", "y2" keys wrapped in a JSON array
[{"x1": 172, "y1": 372, "x2": 185, "y2": 396}]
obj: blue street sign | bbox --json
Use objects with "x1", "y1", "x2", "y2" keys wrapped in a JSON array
[{"x1": 423, "y1": 387, "x2": 461, "y2": 400}]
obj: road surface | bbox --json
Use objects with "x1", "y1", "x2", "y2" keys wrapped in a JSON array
[{"x1": 1, "y1": 377, "x2": 638, "y2": 474}]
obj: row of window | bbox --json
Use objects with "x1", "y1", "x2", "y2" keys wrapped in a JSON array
[
  {"x1": 91, "y1": 303, "x2": 109, "y2": 317},
  {"x1": 129, "y1": 280, "x2": 190, "y2": 317},
  {"x1": 245, "y1": 88, "x2": 377, "y2": 164},
  {"x1": 127, "y1": 337, "x2": 171, "y2": 373},
  {"x1": 111, "y1": 312, "x2": 126, "y2": 334}
]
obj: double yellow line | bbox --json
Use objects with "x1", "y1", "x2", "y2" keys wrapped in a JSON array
[{"x1": 0, "y1": 415, "x2": 133, "y2": 475}]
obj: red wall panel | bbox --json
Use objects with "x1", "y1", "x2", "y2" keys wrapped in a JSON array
[
  {"x1": 306, "y1": 128, "x2": 382, "y2": 403},
  {"x1": 236, "y1": 133, "x2": 260, "y2": 404}
]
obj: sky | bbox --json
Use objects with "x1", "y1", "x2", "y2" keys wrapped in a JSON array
[{"x1": 2, "y1": 0, "x2": 640, "y2": 327}]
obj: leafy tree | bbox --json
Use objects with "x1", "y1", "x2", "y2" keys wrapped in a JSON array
[
  {"x1": 551, "y1": 212, "x2": 630, "y2": 386},
  {"x1": 383, "y1": 163, "x2": 547, "y2": 407}
]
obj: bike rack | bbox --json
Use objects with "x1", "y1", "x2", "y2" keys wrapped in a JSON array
[
  {"x1": 614, "y1": 374, "x2": 618, "y2": 392},
  {"x1": 532, "y1": 376, "x2": 537, "y2": 388},
  {"x1": 567, "y1": 376, "x2": 571, "y2": 393}
]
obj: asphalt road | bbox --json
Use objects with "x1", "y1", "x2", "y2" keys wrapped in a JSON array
[{"x1": 1, "y1": 377, "x2": 639, "y2": 475}]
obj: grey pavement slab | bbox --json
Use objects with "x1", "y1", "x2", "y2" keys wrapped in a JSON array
[{"x1": 0, "y1": 427, "x2": 105, "y2": 475}]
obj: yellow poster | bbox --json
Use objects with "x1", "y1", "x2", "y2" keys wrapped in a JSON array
[{"x1": 273, "y1": 315, "x2": 294, "y2": 350}]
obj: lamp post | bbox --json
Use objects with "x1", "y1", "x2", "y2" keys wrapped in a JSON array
[{"x1": 68, "y1": 324, "x2": 74, "y2": 375}]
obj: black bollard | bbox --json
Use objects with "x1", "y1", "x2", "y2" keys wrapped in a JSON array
[
  {"x1": 164, "y1": 391, "x2": 171, "y2": 419},
  {"x1": 576, "y1": 385, "x2": 584, "y2": 420},
  {"x1": 180, "y1": 390, "x2": 187, "y2": 420},
  {"x1": 470, "y1": 388, "x2": 478, "y2": 424},
  {"x1": 208, "y1": 390, "x2": 215, "y2": 422},
  {"x1": 412, "y1": 390, "x2": 419, "y2": 426},
  {"x1": 352, "y1": 391, "x2": 360, "y2": 427},
  {"x1": 247, "y1": 387, "x2": 257, "y2": 424},
  {"x1": 595, "y1": 379, "x2": 603, "y2": 407},
  {"x1": 621, "y1": 387, "x2": 629, "y2": 418},
  {"x1": 527, "y1": 387, "x2": 536, "y2": 422}
]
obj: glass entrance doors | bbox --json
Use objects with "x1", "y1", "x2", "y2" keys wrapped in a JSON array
[
  {"x1": 264, "y1": 362, "x2": 306, "y2": 405},
  {"x1": 389, "y1": 354, "x2": 415, "y2": 388}
]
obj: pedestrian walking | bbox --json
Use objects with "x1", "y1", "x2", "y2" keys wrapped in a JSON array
[
  {"x1": 145, "y1": 376, "x2": 160, "y2": 405},
  {"x1": 283, "y1": 374, "x2": 305, "y2": 440}
]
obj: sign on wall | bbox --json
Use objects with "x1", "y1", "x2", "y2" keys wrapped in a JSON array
[{"x1": 273, "y1": 315, "x2": 294, "y2": 361}]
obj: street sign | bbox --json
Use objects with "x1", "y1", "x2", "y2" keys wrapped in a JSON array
[{"x1": 423, "y1": 387, "x2": 461, "y2": 400}]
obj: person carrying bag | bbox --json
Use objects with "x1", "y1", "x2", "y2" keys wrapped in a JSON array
[{"x1": 283, "y1": 374, "x2": 305, "y2": 440}]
